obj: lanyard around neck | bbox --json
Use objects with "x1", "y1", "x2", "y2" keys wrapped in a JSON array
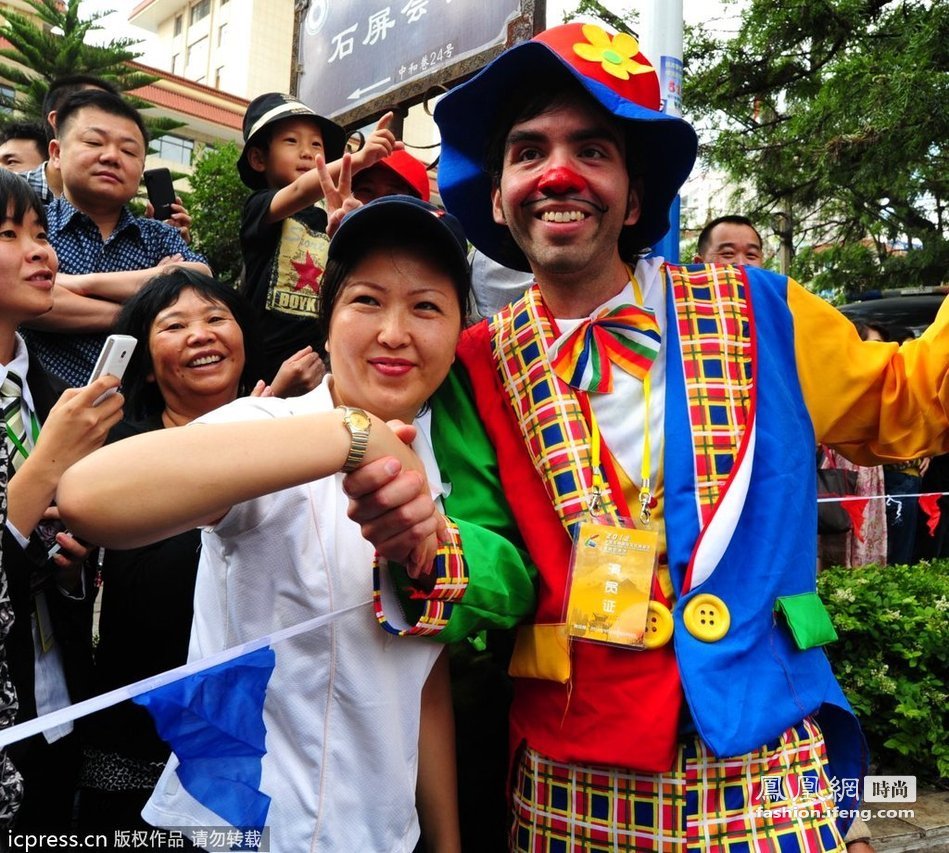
[{"x1": 588, "y1": 266, "x2": 653, "y2": 524}]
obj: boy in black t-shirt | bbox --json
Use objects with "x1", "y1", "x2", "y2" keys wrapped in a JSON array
[{"x1": 238, "y1": 93, "x2": 398, "y2": 382}]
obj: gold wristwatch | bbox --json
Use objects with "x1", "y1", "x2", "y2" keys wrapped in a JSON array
[{"x1": 338, "y1": 406, "x2": 372, "y2": 472}]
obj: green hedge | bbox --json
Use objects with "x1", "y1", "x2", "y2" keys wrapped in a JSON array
[{"x1": 818, "y1": 560, "x2": 948, "y2": 783}]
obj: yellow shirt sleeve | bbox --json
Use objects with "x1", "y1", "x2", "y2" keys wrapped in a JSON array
[{"x1": 789, "y1": 280, "x2": 949, "y2": 465}]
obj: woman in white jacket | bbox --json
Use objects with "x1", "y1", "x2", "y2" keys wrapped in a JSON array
[{"x1": 59, "y1": 196, "x2": 470, "y2": 853}]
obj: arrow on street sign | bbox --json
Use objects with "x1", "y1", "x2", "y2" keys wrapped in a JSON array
[{"x1": 348, "y1": 78, "x2": 393, "y2": 101}]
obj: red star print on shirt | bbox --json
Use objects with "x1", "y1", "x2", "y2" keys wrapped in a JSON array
[{"x1": 291, "y1": 252, "x2": 324, "y2": 292}]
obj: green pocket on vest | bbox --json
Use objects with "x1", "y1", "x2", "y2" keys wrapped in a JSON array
[{"x1": 775, "y1": 592, "x2": 839, "y2": 650}]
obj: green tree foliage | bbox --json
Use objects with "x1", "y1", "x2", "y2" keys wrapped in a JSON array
[
  {"x1": 564, "y1": 1, "x2": 948, "y2": 294},
  {"x1": 0, "y1": 0, "x2": 179, "y2": 140},
  {"x1": 188, "y1": 142, "x2": 247, "y2": 286},
  {"x1": 684, "y1": 0, "x2": 948, "y2": 295},
  {"x1": 559, "y1": 0, "x2": 637, "y2": 33},
  {"x1": 820, "y1": 561, "x2": 948, "y2": 783}
]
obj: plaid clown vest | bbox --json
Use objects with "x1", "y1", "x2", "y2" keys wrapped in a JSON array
[{"x1": 455, "y1": 263, "x2": 864, "y2": 789}]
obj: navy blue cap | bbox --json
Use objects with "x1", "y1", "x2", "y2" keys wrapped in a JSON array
[{"x1": 329, "y1": 195, "x2": 469, "y2": 285}]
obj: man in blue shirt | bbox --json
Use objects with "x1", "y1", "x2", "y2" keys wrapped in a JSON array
[{"x1": 23, "y1": 90, "x2": 209, "y2": 386}]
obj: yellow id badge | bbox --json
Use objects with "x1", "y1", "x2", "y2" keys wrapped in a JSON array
[{"x1": 565, "y1": 521, "x2": 659, "y2": 649}]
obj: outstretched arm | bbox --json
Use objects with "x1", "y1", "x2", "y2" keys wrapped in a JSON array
[
  {"x1": 57, "y1": 406, "x2": 425, "y2": 549},
  {"x1": 789, "y1": 279, "x2": 949, "y2": 463},
  {"x1": 266, "y1": 151, "x2": 359, "y2": 229}
]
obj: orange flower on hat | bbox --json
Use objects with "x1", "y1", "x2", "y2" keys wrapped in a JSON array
[{"x1": 573, "y1": 23, "x2": 654, "y2": 80}]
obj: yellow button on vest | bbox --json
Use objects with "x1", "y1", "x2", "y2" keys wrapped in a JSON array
[
  {"x1": 642, "y1": 601, "x2": 674, "y2": 649},
  {"x1": 683, "y1": 594, "x2": 730, "y2": 642}
]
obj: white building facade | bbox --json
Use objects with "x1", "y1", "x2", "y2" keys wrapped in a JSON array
[{"x1": 129, "y1": 0, "x2": 294, "y2": 99}]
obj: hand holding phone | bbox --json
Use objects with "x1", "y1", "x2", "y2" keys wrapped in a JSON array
[
  {"x1": 143, "y1": 167, "x2": 176, "y2": 222},
  {"x1": 36, "y1": 517, "x2": 66, "y2": 559},
  {"x1": 88, "y1": 334, "x2": 137, "y2": 406}
]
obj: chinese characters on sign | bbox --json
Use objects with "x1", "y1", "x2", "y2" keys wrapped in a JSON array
[{"x1": 298, "y1": 0, "x2": 523, "y2": 120}]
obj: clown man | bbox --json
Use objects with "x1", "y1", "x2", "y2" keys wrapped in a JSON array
[{"x1": 349, "y1": 23, "x2": 949, "y2": 852}]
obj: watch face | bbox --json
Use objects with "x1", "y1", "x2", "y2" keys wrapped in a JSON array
[{"x1": 347, "y1": 409, "x2": 371, "y2": 431}]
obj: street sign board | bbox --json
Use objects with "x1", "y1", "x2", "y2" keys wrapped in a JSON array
[{"x1": 295, "y1": 0, "x2": 542, "y2": 128}]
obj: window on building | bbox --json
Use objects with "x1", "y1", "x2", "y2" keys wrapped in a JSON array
[
  {"x1": 153, "y1": 135, "x2": 195, "y2": 166},
  {"x1": 186, "y1": 35, "x2": 209, "y2": 78},
  {"x1": 217, "y1": 23, "x2": 228, "y2": 47},
  {"x1": 173, "y1": 14, "x2": 183, "y2": 36},
  {"x1": 214, "y1": 66, "x2": 225, "y2": 89},
  {"x1": 190, "y1": 0, "x2": 210, "y2": 25},
  {"x1": 0, "y1": 86, "x2": 14, "y2": 114},
  {"x1": 171, "y1": 53, "x2": 180, "y2": 74}
]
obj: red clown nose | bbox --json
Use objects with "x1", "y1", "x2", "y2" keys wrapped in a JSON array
[{"x1": 537, "y1": 166, "x2": 587, "y2": 194}]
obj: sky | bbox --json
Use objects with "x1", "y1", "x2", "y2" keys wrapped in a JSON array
[
  {"x1": 80, "y1": 0, "x2": 159, "y2": 59},
  {"x1": 547, "y1": 0, "x2": 739, "y2": 31}
]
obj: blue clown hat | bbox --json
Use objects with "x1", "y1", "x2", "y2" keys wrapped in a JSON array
[{"x1": 435, "y1": 23, "x2": 698, "y2": 272}]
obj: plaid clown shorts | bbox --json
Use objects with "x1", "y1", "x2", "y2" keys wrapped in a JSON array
[{"x1": 510, "y1": 716, "x2": 846, "y2": 852}]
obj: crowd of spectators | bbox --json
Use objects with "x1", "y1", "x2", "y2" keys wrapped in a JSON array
[{"x1": 0, "y1": 37, "x2": 943, "y2": 853}]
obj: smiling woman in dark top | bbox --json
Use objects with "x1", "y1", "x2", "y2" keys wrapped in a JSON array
[{"x1": 77, "y1": 269, "x2": 261, "y2": 833}]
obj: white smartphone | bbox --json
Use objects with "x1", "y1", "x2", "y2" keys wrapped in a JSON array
[{"x1": 87, "y1": 334, "x2": 137, "y2": 405}]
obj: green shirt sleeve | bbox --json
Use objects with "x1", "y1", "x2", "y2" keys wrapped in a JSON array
[{"x1": 398, "y1": 364, "x2": 537, "y2": 643}]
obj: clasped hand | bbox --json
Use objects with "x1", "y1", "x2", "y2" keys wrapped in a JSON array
[{"x1": 343, "y1": 420, "x2": 448, "y2": 581}]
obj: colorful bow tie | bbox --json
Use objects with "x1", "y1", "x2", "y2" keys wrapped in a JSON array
[{"x1": 549, "y1": 302, "x2": 660, "y2": 393}]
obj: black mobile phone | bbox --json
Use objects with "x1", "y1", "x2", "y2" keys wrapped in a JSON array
[
  {"x1": 143, "y1": 167, "x2": 176, "y2": 221},
  {"x1": 36, "y1": 518, "x2": 66, "y2": 559}
]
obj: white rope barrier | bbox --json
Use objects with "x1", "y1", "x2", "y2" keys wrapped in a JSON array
[
  {"x1": 2, "y1": 489, "x2": 947, "y2": 748},
  {"x1": 0, "y1": 598, "x2": 371, "y2": 749},
  {"x1": 817, "y1": 490, "x2": 949, "y2": 503}
]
